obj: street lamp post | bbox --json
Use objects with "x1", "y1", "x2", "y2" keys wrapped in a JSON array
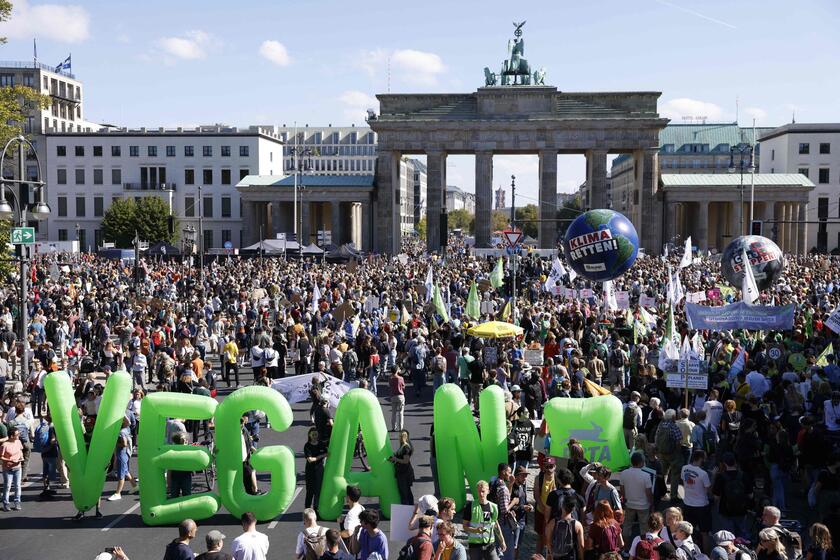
[
  {"x1": 728, "y1": 143, "x2": 755, "y2": 236},
  {"x1": 0, "y1": 135, "x2": 51, "y2": 384},
  {"x1": 510, "y1": 174, "x2": 517, "y2": 324},
  {"x1": 197, "y1": 184, "x2": 204, "y2": 283},
  {"x1": 289, "y1": 139, "x2": 315, "y2": 244},
  {"x1": 183, "y1": 224, "x2": 196, "y2": 268}
]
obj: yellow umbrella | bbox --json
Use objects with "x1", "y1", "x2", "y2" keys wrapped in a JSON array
[{"x1": 467, "y1": 321, "x2": 524, "y2": 339}]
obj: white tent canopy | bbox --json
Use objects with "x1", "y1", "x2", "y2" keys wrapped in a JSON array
[
  {"x1": 301, "y1": 243, "x2": 324, "y2": 255},
  {"x1": 242, "y1": 239, "x2": 300, "y2": 253}
]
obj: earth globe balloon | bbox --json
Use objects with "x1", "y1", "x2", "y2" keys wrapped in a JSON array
[
  {"x1": 563, "y1": 209, "x2": 640, "y2": 281},
  {"x1": 721, "y1": 235, "x2": 785, "y2": 291}
]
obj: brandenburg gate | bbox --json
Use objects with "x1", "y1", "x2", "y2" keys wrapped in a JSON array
[{"x1": 368, "y1": 23, "x2": 669, "y2": 254}]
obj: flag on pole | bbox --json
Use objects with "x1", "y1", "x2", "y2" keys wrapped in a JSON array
[
  {"x1": 544, "y1": 257, "x2": 566, "y2": 291},
  {"x1": 664, "y1": 304, "x2": 680, "y2": 349},
  {"x1": 490, "y1": 257, "x2": 504, "y2": 289},
  {"x1": 640, "y1": 307, "x2": 657, "y2": 329},
  {"x1": 433, "y1": 284, "x2": 450, "y2": 323},
  {"x1": 691, "y1": 332, "x2": 705, "y2": 360},
  {"x1": 311, "y1": 284, "x2": 321, "y2": 315},
  {"x1": 729, "y1": 349, "x2": 746, "y2": 377},
  {"x1": 465, "y1": 281, "x2": 480, "y2": 320},
  {"x1": 424, "y1": 266, "x2": 434, "y2": 303},
  {"x1": 680, "y1": 236, "x2": 693, "y2": 269},
  {"x1": 740, "y1": 249, "x2": 760, "y2": 305},
  {"x1": 816, "y1": 342, "x2": 834, "y2": 367},
  {"x1": 400, "y1": 304, "x2": 410, "y2": 325},
  {"x1": 603, "y1": 280, "x2": 618, "y2": 311},
  {"x1": 55, "y1": 54, "x2": 71, "y2": 73},
  {"x1": 500, "y1": 299, "x2": 512, "y2": 321}
]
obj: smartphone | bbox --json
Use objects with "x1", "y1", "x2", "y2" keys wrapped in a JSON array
[{"x1": 104, "y1": 548, "x2": 116, "y2": 554}]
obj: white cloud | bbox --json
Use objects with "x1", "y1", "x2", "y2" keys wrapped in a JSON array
[
  {"x1": 0, "y1": 0, "x2": 89, "y2": 43},
  {"x1": 660, "y1": 98, "x2": 725, "y2": 122},
  {"x1": 157, "y1": 30, "x2": 213, "y2": 60},
  {"x1": 338, "y1": 90, "x2": 378, "y2": 122},
  {"x1": 744, "y1": 107, "x2": 767, "y2": 123},
  {"x1": 259, "y1": 40, "x2": 291, "y2": 66},
  {"x1": 359, "y1": 48, "x2": 446, "y2": 86}
]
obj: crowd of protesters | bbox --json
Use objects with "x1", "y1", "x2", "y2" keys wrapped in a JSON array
[{"x1": 1, "y1": 237, "x2": 840, "y2": 560}]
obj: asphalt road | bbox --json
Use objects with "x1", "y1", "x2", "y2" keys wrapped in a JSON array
[{"x1": 0, "y1": 371, "x2": 438, "y2": 560}]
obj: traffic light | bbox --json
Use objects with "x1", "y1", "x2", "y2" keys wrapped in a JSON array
[{"x1": 750, "y1": 220, "x2": 762, "y2": 236}]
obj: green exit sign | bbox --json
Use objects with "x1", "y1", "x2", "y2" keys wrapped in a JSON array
[{"x1": 11, "y1": 227, "x2": 35, "y2": 245}]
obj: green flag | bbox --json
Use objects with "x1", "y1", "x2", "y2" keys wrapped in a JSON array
[
  {"x1": 817, "y1": 342, "x2": 833, "y2": 367},
  {"x1": 664, "y1": 304, "x2": 679, "y2": 349},
  {"x1": 466, "y1": 281, "x2": 480, "y2": 320},
  {"x1": 490, "y1": 257, "x2": 504, "y2": 289},
  {"x1": 433, "y1": 284, "x2": 450, "y2": 323}
]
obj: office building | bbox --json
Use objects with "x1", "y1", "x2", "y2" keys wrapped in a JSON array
[{"x1": 445, "y1": 185, "x2": 476, "y2": 213}]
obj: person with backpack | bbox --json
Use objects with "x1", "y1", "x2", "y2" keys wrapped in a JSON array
[
  {"x1": 580, "y1": 463, "x2": 622, "y2": 525},
  {"x1": 399, "y1": 515, "x2": 434, "y2": 560},
  {"x1": 319, "y1": 528, "x2": 354, "y2": 560},
  {"x1": 673, "y1": 522, "x2": 707, "y2": 560},
  {"x1": 36, "y1": 414, "x2": 58, "y2": 497},
  {"x1": 712, "y1": 452, "x2": 753, "y2": 540},
  {"x1": 629, "y1": 513, "x2": 665, "y2": 560},
  {"x1": 680, "y1": 450, "x2": 713, "y2": 554},
  {"x1": 761, "y1": 506, "x2": 803, "y2": 560},
  {"x1": 710, "y1": 531, "x2": 754, "y2": 560},
  {"x1": 463, "y1": 479, "x2": 506, "y2": 559},
  {"x1": 656, "y1": 409, "x2": 685, "y2": 502},
  {"x1": 546, "y1": 467, "x2": 585, "y2": 524},
  {"x1": 546, "y1": 496, "x2": 584, "y2": 560},
  {"x1": 608, "y1": 341, "x2": 629, "y2": 392},
  {"x1": 585, "y1": 500, "x2": 624, "y2": 559},
  {"x1": 623, "y1": 393, "x2": 644, "y2": 449},
  {"x1": 690, "y1": 411, "x2": 719, "y2": 466},
  {"x1": 296, "y1": 508, "x2": 329, "y2": 560}
]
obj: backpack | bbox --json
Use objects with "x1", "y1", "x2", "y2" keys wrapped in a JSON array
[
  {"x1": 12, "y1": 416, "x2": 30, "y2": 443},
  {"x1": 623, "y1": 406, "x2": 638, "y2": 430},
  {"x1": 679, "y1": 543, "x2": 710, "y2": 560},
  {"x1": 655, "y1": 423, "x2": 678, "y2": 455},
  {"x1": 302, "y1": 526, "x2": 327, "y2": 560},
  {"x1": 33, "y1": 420, "x2": 50, "y2": 452},
  {"x1": 593, "y1": 522, "x2": 620, "y2": 553},
  {"x1": 720, "y1": 472, "x2": 747, "y2": 515},
  {"x1": 732, "y1": 544, "x2": 758, "y2": 560},
  {"x1": 700, "y1": 424, "x2": 717, "y2": 456},
  {"x1": 636, "y1": 536, "x2": 663, "y2": 560},
  {"x1": 610, "y1": 350, "x2": 625, "y2": 368},
  {"x1": 551, "y1": 518, "x2": 577, "y2": 560},
  {"x1": 342, "y1": 350, "x2": 358, "y2": 375},
  {"x1": 773, "y1": 526, "x2": 803, "y2": 560},
  {"x1": 397, "y1": 536, "x2": 431, "y2": 560}
]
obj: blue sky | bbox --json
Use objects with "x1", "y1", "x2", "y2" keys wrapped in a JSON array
[{"x1": 1, "y1": 0, "x2": 838, "y2": 201}]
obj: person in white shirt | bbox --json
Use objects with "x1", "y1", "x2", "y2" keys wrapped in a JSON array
[
  {"x1": 295, "y1": 508, "x2": 327, "y2": 560},
  {"x1": 231, "y1": 511, "x2": 269, "y2": 560},
  {"x1": 618, "y1": 452, "x2": 654, "y2": 545},
  {"x1": 701, "y1": 389, "x2": 724, "y2": 430},
  {"x1": 825, "y1": 391, "x2": 840, "y2": 432},
  {"x1": 339, "y1": 485, "x2": 365, "y2": 541},
  {"x1": 680, "y1": 450, "x2": 712, "y2": 552}
]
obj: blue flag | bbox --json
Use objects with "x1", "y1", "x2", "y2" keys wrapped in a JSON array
[{"x1": 55, "y1": 55, "x2": 71, "y2": 73}]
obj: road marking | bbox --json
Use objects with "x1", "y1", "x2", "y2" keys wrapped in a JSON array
[
  {"x1": 102, "y1": 502, "x2": 140, "y2": 531},
  {"x1": 268, "y1": 486, "x2": 302, "y2": 529}
]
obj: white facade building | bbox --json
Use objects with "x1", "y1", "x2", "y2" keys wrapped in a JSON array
[
  {"x1": 759, "y1": 123, "x2": 840, "y2": 252},
  {"x1": 277, "y1": 125, "x2": 376, "y2": 175},
  {"x1": 44, "y1": 125, "x2": 284, "y2": 250},
  {"x1": 446, "y1": 185, "x2": 476, "y2": 213}
]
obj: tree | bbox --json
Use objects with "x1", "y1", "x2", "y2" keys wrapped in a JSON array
[
  {"x1": 515, "y1": 204, "x2": 539, "y2": 239},
  {"x1": 102, "y1": 197, "x2": 178, "y2": 247},
  {"x1": 0, "y1": 1, "x2": 11, "y2": 44},
  {"x1": 447, "y1": 209, "x2": 474, "y2": 234},
  {"x1": 491, "y1": 211, "x2": 509, "y2": 233},
  {"x1": 417, "y1": 216, "x2": 427, "y2": 241}
]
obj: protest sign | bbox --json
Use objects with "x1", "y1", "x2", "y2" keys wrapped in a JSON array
[
  {"x1": 666, "y1": 372, "x2": 708, "y2": 390},
  {"x1": 685, "y1": 302, "x2": 794, "y2": 331},
  {"x1": 615, "y1": 291, "x2": 630, "y2": 309},
  {"x1": 706, "y1": 288, "x2": 721, "y2": 301},
  {"x1": 389, "y1": 505, "x2": 416, "y2": 543},
  {"x1": 524, "y1": 348, "x2": 544, "y2": 366},
  {"x1": 826, "y1": 308, "x2": 840, "y2": 334},
  {"x1": 580, "y1": 288, "x2": 594, "y2": 299},
  {"x1": 686, "y1": 291, "x2": 707, "y2": 304},
  {"x1": 639, "y1": 295, "x2": 655, "y2": 308},
  {"x1": 483, "y1": 346, "x2": 498, "y2": 366},
  {"x1": 271, "y1": 373, "x2": 357, "y2": 410},
  {"x1": 552, "y1": 285, "x2": 564, "y2": 296}
]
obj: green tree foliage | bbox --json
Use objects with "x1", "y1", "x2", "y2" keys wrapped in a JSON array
[
  {"x1": 515, "y1": 204, "x2": 539, "y2": 239},
  {"x1": 491, "y1": 211, "x2": 509, "y2": 233},
  {"x1": 102, "y1": 197, "x2": 178, "y2": 247},
  {"x1": 557, "y1": 196, "x2": 584, "y2": 238},
  {"x1": 0, "y1": 1, "x2": 11, "y2": 44},
  {"x1": 447, "y1": 209, "x2": 474, "y2": 234},
  {"x1": 417, "y1": 216, "x2": 427, "y2": 241}
]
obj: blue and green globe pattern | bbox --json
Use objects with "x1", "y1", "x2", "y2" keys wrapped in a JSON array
[{"x1": 563, "y1": 209, "x2": 640, "y2": 281}]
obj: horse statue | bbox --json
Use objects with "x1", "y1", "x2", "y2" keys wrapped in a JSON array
[
  {"x1": 533, "y1": 67, "x2": 546, "y2": 85},
  {"x1": 484, "y1": 67, "x2": 498, "y2": 86}
]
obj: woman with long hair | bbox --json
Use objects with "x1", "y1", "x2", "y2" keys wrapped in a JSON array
[
  {"x1": 806, "y1": 523, "x2": 834, "y2": 560},
  {"x1": 585, "y1": 500, "x2": 624, "y2": 558},
  {"x1": 658, "y1": 506, "x2": 683, "y2": 546},
  {"x1": 567, "y1": 439, "x2": 588, "y2": 494},
  {"x1": 757, "y1": 528, "x2": 787, "y2": 560}
]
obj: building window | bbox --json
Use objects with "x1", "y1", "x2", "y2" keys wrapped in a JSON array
[
  {"x1": 819, "y1": 197, "x2": 829, "y2": 219},
  {"x1": 75, "y1": 196, "x2": 85, "y2": 217},
  {"x1": 185, "y1": 145, "x2": 194, "y2": 157},
  {"x1": 203, "y1": 197, "x2": 213, "y2": 218},
  {"x1": 78, "y1": 229, "x2": 86, "y2": 250},
  {"x1": 111, "y1": 168, "x2": 121, "y2": 185},
  {"x1": 57, "y1": 169, "x2": 67, "y2": 184},
  {"x1": 112, "y1": 146, "x2": 121, "y2": 157},
  {"x1": 202, "y1": 146, "x2": 212, "y2": 157},
  {"x1": 57, "y1": 196, "x2": 67, "y2": 217},
  {"x1": 203, "y1": 169, "x2": 213, "y2": 185},
  {"x1": 185, "y1": 169, "x2": 195, "y2": 185},
  {"x1": 75, "y1": 146, "x2": 84, "y2": 157},
  {"x1": 820, "y1": 168, "x2": 830, "y2": 184},
  {"x1": 56, "y1": 145, "x2": 66, "y2": 157},
  {"x1": 203, "y1": 230, "x2": 213, "y2": 251},
  {"x1": 185, "y1": 196, "x2": 195, "y2": 217},
  {"x1": 0, "y1": 74, "x2": 14, "y2": 86},
  {"x1": 221, "y1": 169, "x2": 231, "y2": 185},
  {"x1": 771, "y1": 149, "x2": 775, "y2": 161},
  {"x1": 166, "y1": 145, "x2": 176, "y2": 157},
  {"x1": 799, "y1": 167, "x2": 809, "y2": 178},
  {"x1": 93, "y1": 146, "x2": 103, "y2": 157},
  {"x1": 129, "y1": 146, "x2": 139, "y2": 157},
  {"x1": 93, "y1": 168, "x2": 103, "y2": 185},
  {"x1": 58, "y1": 229, "x2": 67, "y2": 241},
  {"x1": 799, "y1": 143, "x2": 810, "y2": 154},
  {"x1": 75, "y1": 168, "x2": 85, "y2": 184},
  {"x1": 240, "y1": 168, "x2": 249, "y2": 180},
  {"x1": 221, "y1": 196, "x2": 231, "y2": 217},
  {"x1": 222, "y1": 229, "x2": 231, "y2": 245},
  {"x1": 148, "y1": 146, "x2": 157, "y2": 157},
  {"x1": 239, "y1": 146, "x2": 249, "y2": 157},
  {"x1": 221, "y1": 146, "x2": 231, "y2": 157},
  {"x1": 820, "y1": 143, "x2": 831, "y2": 154},
  {"x1": 94, "y1": 196, "x2": 104, "y2": 217}
]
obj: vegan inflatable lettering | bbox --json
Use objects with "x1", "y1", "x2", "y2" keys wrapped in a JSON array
[{"x1": 45, "y1": 371, "x2": 630, "y2": 524}]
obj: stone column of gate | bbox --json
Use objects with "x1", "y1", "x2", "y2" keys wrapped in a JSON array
[
  {"x1": 731, "y1": 199, "x2": 743, "y2": 239},
  {"x1": 331, "y1": 201, "x2": 342, "y2": 246},
  {"x1": 797, "y1": 202, "x2": 807, "y2": 255},
  {"x1": 426, "y1": 150, "x2": 447, "y2": 253},
  {"x1": 374, "y1": 150, "x2": 400, "y2": 254},
  {"x1": 785, "y1": 203, "x2": 795, "y2": 253},
  {"x1": 360, "y1": 201, "x2": 372, "y2": 252},
  {"x1": 696, "y1": 201, "x2": 709, "y2": 251},
  {"x1": 300, "y1": 200, "x2": 311, "y2": 246},
  {"x1": 637, "y1": 148, "x2": 661, "y2": 252},
  {"x1": 763, "y1": 201, "x2": 775, "y2": 239},
  {"x1": 474, "y1": 150, "x2": 493, "y2": 248},
  {"x1": 586, "y1": 149, "x2": 608, "y2": 209},
  {"x1": 271, "y1": 201, "x2": 282, "y2": 238},
  {"x1": 538, "y1": 149, "x2": 558, "y2": 249},
  {"x1": 242, "y1": 200, "x2": 257, "y2": 245}
]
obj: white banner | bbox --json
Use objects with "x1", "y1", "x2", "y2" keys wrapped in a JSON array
[
  {"x1": 827, "y1": 308, "x2": 840, "y2": 334},
  {"x1": 564, "y1": 288, "x2": 577, "y2": 299},
  {"x1": 524, "y1": 348, "x2": 544, "y2": 366},
  {"x1": 552, "y1": 285, "x2": 564, "y2": 296},
  {"x1": 272, "y1": 373, "x2": 357, "y2": 410},
  {"x1": 686, "y1": 291, "x2": 707, "y2": 304},
  {"x1": 639, "y1": 294, "x2": 656, "y2": 308},
  {"x1": 615, "y1": 291, "x2": 630, "y2": 309},
  {"x1": 666, "y1": 372, "x2": 708, "y2": 390}
]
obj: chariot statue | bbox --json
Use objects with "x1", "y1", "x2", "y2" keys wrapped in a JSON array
[{"x1": 484, "y1": 21, "x2": 546, "y2": 87}]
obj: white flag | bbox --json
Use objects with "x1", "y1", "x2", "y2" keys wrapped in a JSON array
[
  {"x1": 680, "y1": 335, "x2": 692, "y2": 361},
  {"x1": 680, "y1": 236, "x2": 693, "y2": 269},
  {"x1": 603, "y1": 280, "x2": 618, "y2": 311},
  {"x1": 311, "y1": 284, "x2": 322, "y2": 315},
  {"x1": 740, "y1": 248, "x2": 759, "y2": 305},
  {"x1": 424, "y1": 266, "x2": 434, "y2": 303},
  {"x1": 691, "y1": 332, "x2": 705, "y2": 359},
  {"x1": 545, "y1": 257, "x2": 566, "y2": 291}
]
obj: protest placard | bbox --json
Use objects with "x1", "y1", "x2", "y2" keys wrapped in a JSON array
[{"x1": 615, "y1": 291, "x2": 630, "y2": 309}]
